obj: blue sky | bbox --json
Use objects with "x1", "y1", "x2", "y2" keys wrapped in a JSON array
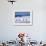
[{"x1": 15, "y1": 12, "x2": 30, "y2": 17}]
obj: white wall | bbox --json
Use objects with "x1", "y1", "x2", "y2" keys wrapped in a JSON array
[{"x1": 0, "y1": 0, "x2": 46, "y2": 41}]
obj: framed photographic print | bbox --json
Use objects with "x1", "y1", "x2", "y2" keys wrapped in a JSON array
[{"x1": 14, "y1": 11, "x2": 33, "y2": 26}]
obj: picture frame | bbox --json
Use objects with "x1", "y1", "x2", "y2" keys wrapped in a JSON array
[{"x1": 14, "y1": 11, "x2": 33, "y2": 26}]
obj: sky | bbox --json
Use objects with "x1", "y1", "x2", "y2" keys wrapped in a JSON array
[{"x1": 15, "y1": 12, "x2": 30, "y2": 17}]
